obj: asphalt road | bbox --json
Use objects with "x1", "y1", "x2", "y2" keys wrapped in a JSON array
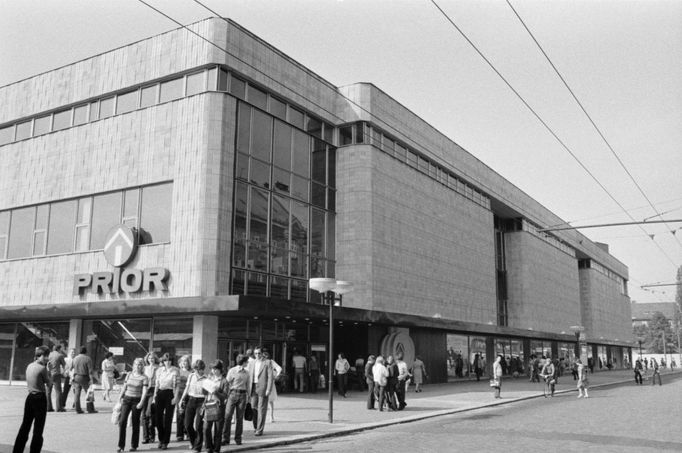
[{"x1": 278, "y1": 376, "x2": 682, "y2": 453}]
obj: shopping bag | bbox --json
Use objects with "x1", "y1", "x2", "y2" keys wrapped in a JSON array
[{"x1": 111, "y1": 402, "x2": 122, "y2": 425}]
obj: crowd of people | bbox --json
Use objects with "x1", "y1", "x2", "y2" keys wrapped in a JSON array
[{"x1": 363, "y1": 352, "x2": 428, "y2": 412}]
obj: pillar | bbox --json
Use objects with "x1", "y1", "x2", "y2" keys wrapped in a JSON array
[{"x1": 192, "y1": 315, "x2": 218, "y2": 362}]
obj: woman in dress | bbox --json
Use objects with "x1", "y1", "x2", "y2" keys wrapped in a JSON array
[
  {"x1": 410, "y1": 356, "x2": 427, "y2": 393},
  {"x1": 492, "y1": 355, "x2": 503, "y2": 399},
  {"x1": 264, "y1": 351, "x2": 281, "y2": 422},
  {"x1": 175, "y1": 355, "x2": 191, "y2": 442},
  {"x1": 117, "y1": 357, "x2": 148, "y2": 453},
  {"x1": 101, "y1": 351, "x2": 116, "y2": 402}
]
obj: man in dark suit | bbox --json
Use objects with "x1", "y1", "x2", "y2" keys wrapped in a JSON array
[{"x1": 247, "y1": 346, "x2": 273, "y2": 436}]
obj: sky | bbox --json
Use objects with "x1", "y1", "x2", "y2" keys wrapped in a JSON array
[{"x1": 1, "y1": 0, "x2": 681, "y2": 305}]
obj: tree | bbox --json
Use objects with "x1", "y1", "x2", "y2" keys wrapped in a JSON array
[{"x1": 632, "y1": 312, "x2": 677, "y2": 354}]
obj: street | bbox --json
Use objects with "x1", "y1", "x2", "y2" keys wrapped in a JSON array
[{"x1": 283, "y1": 376, "x2": 682, "y2": 453}]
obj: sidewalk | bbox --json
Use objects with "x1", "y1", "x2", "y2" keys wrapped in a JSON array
[{"x1": 2, "y1": 368, "x2": 680, "y2": 453}]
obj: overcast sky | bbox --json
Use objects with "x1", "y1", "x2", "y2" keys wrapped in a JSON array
[{"x1": 1, "y1": 0, "x2": 680, "y2": 305}]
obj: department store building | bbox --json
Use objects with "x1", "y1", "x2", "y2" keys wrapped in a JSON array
[{"x1": 0, "y1": 18, "x2": 633, "y2": 384}]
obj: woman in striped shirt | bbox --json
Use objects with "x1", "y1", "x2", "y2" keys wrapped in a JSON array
[{"x1": 117, "y1": 358, "x2": 149, "y2": 453}]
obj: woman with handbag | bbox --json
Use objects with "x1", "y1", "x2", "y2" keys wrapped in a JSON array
[
  {"x1": 491, "y1": 355, "x2": 503, "y2": 399},
  {"x1": 180, "y1": 359, "x2": 206, "y2": 453},
  {"x1": 203, "y1": 359, "x2": 228, "y2": 453},
  {"x1": 116, "y1": 358, "x2": 148, "y2": 453}
]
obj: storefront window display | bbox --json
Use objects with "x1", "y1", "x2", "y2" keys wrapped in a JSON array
[
  {"x1": 469, "y1": 336, "x2": 487, "y2": 378},
  {"x1": 12, "y1": 322, "x2": 69, "y2": 381},
  {"x1": 82, "y1": 319, "x2": 151, "y2": 376},
  {"x1": 0, "y1": 324, "x2": 17, "y2": 380},
  {"x1": 152, "y1": 318, "x2": 193, "y2": 363},
  {"x1": 446, "y1": 334, "x2": 468, "y2": 378}
]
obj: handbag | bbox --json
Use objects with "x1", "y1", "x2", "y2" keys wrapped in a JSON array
[
  {"x1": 244, "y1": 402, "x2": 253, "y2": 421},
  {"x1": 111, "y1": 402, "x2": 122, "y2": 425},
  {"x1": 203, "y1": 400, "x2": 221, "y2": 422}
]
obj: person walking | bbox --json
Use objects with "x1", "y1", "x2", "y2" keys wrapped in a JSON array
[
  {"x1": 175, "y1": 355, "x2": 191, "y2": 442},
  {"x1": 141, "y1": 352, "x2": 159, "y2": 444},
  {"x1": 13, "y1": 345, "x2": 50, "y2": 453},
  {"x1": 410, "y1": 356, "x2": 427, "y2": 393},
  {"x1": 154, "y1": 353, "x2": 179, "y2": 450},
  {"x1": 60, "y1": 348, "x2": 75, "y2": 409},
  {"x1": 334, "y1": 353, "x2": 350, "y2": 397},
  {"x1": 395, "y1": 352, "x2": 409, "y2": 410},
  {"x1": 473, "y1": 353, "x2": 483, "y2": 381},
  {"x1": 492, "y1": 354, "x2": 503, "y2": 399},
  {"x1": 634, "y1": 359, "x2": 643, "y2": 385},
  {"x1": 71, "y1": 346, "x2": 97, "y2": 414},
  {"x1": 308, "y1": 355, "x2": 320, "y2": 393},
  {"x1": 180, "y1": 359, "x2": 207, "y2": 453},
  {"x1": 372, "y1": 356, "x2": 390, "y2": 411},
  {"x1": 46, "y1": 344, "x2": 66, "y2": 412},
  {"x1": 651, "y1": 358, "x2": 662, "y2": 386},
  {"x1": 203, "y1": 359, "x2": 228, "y2": 453},
  {"x1": 291, "y1": 350, "x2": 307, "y2": 393},
  {"x1": 365, "y1": 355, "x2": 376, "y2": 409},
  {"x1": 577, "y1": 359, "x2": 589, "y2": 398},
  {"x1": 264, "y1": 351, "x2": 281, "y2": 422},
  {"x1": 101, "y1": 351, "x2": 116, "y2": 402},
  {"x1": 117, "y1": 357, "x2": 149, "y2": 453},
  {"x1": 221, "y1": 354, "x2": 250, "y2": 447},
  {"x1": 247, "y1": 346, "x2": 274, "y2": 437}
]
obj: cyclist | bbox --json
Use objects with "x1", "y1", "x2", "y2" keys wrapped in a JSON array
[{"x1": 539, "y1": 357, "x2": 556, "y2": 397}]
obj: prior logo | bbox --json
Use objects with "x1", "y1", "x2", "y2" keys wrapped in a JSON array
[{"x1": 103, "y1": 224, "x2": 137, "y2": 267}]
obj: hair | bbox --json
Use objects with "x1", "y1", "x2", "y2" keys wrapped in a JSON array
[
  {"x1": 376, "y1": 355, "x2": 384, "y2": 364},
  {"x1": 104, "y1": 351, "x2": 114, "y2": 359},
  {"x1": 210, "y1": 359, "x2": 224, "y2": 371},
  {"x1": 179, "y1": 355, "x2": 191, "y2": 369},
  {"x1": 133, "y1": 357, "x2": 145, "y2": 368},
  {"x1": 245, "y1": 349, "x2": 253, "y2": 357},
  {"x1": 35, "y1": 345, "x2": 50, "y2": 359},
  {"x1": 53, "y1": 344, "x2": 62, "y2": 352},
  {"x1": 193, "y1": 359, "x2": 206, "y2": 371},
  {"x1": 260, "y1": 347, "x2": 269, "y2": 356},
  {"x1": 145, "y1": 352, "x2": 158, "y2": 364},
  {"x1": 395, "y1": 352, "x2": 403, "y2": 360},
  {"x1": 236, "y1": 354, "x2": 248, "y2": 366},
  {"x1": 160, "y1": 353, "x2": 174, "y2": 365},
  {"x1": 367, "y1": 355, "x2": 376, "y2": 362},
  {"x1": 338, "y1": 352, "x2": 345, "y2": 359},
  {"x1": 80, "y1": 346, "x2": 87, "y2": 354}
]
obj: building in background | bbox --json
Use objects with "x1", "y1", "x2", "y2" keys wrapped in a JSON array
[{"x1": 0, "y1": 18, "x2": 632, "y2": 385}]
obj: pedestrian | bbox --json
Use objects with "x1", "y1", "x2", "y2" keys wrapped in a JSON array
[
  {"x1": 571, "y1": 358, "x2": 579, "y2": 380},
  {"x1": 291, "y1": 349, "x2": 307, "y2": 393},
  {"x1": 576, "y1": 359, "x2": 589, "y2": 398},
  {"x1": 221, "y1": 354, "x2": 250, "y2": 447},
  {"x1": 175, "y1": 354, "x2": 191, "y2": 442},
  {"x1": 154, "y1": 353, "x2": 179, "y2": 450},
  {"x1": 644, "y1": 357, "x2": 648, "y2": 370},
  {"x1": 588, "y1": 357, "x2": 594, "y2": 374},
  {"x1": 410, "y1": 356, "x2": 427, "y2": 393},
  {"x1": 247, "y1": 346, "x2": 274, "y2": 437},
  {"x1": 385, "y1": 355, "x2": 398, "y2": 410},
  {"x1": 530, "y1": 355, "x2": 540, "y2": 383},
  {"x1": 365, "y1": 355, "x2": 376, "y2": 409},
  {"x1": 180, "y1": 359, "x2": 207, "y2": 453},
  {"x1": 334, "y1": 353, "x2": 350, "y2": 397},
  {"x1": 540, "y1": 357, "x2": 556, "y2": 397},
  {"x1": 141, "y1": 352, "x2": 159, "y2": 444},
  {"x1": 651, "y1": 358, "x2": 662, "y2": 386},
  {"x1": 101, "y1": 351, "x2": 116, "y2": 402},
  {"x1": 203, "y1": 359, "x2": 228, "y2": 453},
  {"x1": 634, "y1": 359, "x2": 643, "y2": 385},
  {"x1": 455, "y1": 352, "x2": 464, "y2": 378},
  {"x1": 117, "y1": 357, "x2": 149, "y2": 453},
  {"x1": 492, "y1": 354, "x2": 503, "y2": 398},
  {"x1": 372, "y1": 356, "x2": 390, "y2": 411},
  {"x1": 46, "y1": 344, "x2": 66, "y2": 412},
  {"x1": 395, "y1": 352, "x2": 409, "y2": 410},
  {"x1": 60, "y1": 348, "x2": 76, "y2": 409},
  {"x1": 473, "y1": 353, "x2": 483, "y2": 381},
  {"x1": 263, "y1": 351, "x2": 281, "y2": 422},
  {"x1": 308, "y1": 355, "x2": 320, "y2": 393},
  {"x1": 13, "y1": 345, "x2": 50, "y2": 453},
  {"x1": 71, "y1": 346, "x2": 97, "y2": 414}
]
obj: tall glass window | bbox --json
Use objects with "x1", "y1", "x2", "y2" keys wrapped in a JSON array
[
  {"x1": 47, "y1": 200, "x2": 77, "y2": 255},
  {"x1": 0, "y1": 211, "x2": 9, "y2": 259},
  {"x1": 8, "y1": 207, "x2": 34, "y2": 259},
  {"x1": 90, "y1": 192, "x2": 122, "y2": 250},
  {"x1": 140, "y1": 184, "x2": 172, "y2": 244},
  {"x1": 13, "y1": 322, "x2": 69, "y2": 381}
]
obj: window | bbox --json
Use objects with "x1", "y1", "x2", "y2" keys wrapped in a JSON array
[
  {"x1": 306, "y1": 116, "x2": 322, "y2": 138},
  {"x1": 207, "y1": 67, "x2": 218, "y2": 90},
  {"x1": 47, "y1": 200, "x2": 77, "y2": 255},
  {"x1": 159, "y1": 78, "x2": 183, "y2": 103},
  {"x1": 116, "y1": 90, "x2": 139, "y2": 114},
  {"x1": 339, "y1": 126, "x2": 352, "y2": 146},
  {"x1": 90, "y1": 192, "x2": 122, "y2": 250},
  {"x1": 122, "y1": 189, "x2": 139, "y2": 229},
  {"x1": 0, "y1": 211, "x2": 9, "y2": 259},
  {"x1": 139, "y1": 183, "x2": 172, "y2": 244},
  {"x1": 99, "y1": 97, "x2": 115, "y2": 119},
  {"x1": 355, "y1": 122, "x2": 364, "y2": 144},
  {"x1": 32, "y1": 205, "x2": 48, "y2": 256},
  {"x1": 251, "y1": 109, "x2": 273, "y2": 162},
  {"x1": 269, "y1": 96, "x2": 287, "y2": 121},
  {"x1": 292, "y1": 129, "x2": 310, "y2": 177},
  {"x1": 52, "y1": 110, "x2": 72, "y2": 131},
  {"x1": 15, "y1": 121, "x2": 32, "y2": 140},
  {"x1": 140, "y1": 85, "x2": 158, "y2": 108},
  {"x1": 247, "y1": 85, "x2": 267, "y2": 110},
  {"x1": 73, "y1": 104, "x2": 89, "y2": 126},
  {"x1": 186, "y1": 71, "x2": 205, "y2": 96},
  {"x1": 323, "y1": 122, "x2": 333, "y2": 143},
  {"x1": 8, "y1": 207, "x2": 34, "y2": 259},
  {"x1": 89, "y1": 101, "x2": 100, "y2": 121},
  {"x1": 75, "y1": 197, "x2": 92, "y2": 251},
  {"x1": 217, "y1": 68, "x2": 228, "y2": 91},
  {"x1": 288, "y1": 107, "x2": 304, "y2": 129},
  {"x1": 230, "y1": 75, "x2": 246, "y2": 100},
  {"x1": 33, "y1": 115, "x2": 51, "y2": 135},
  {"x1": 273, "y1": 120, "x2": 292, "y2": 171},
  {"x1": 0, "y1": 125, "x2": 14, "y2": 145}
]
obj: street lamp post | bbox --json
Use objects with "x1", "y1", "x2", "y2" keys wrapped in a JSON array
[
  {"x1": 309, "y1": 278, "x2": 353, "y2": 424},
  {"x1": 570, "y1": 325, "x2": 584, "y2": 359}
]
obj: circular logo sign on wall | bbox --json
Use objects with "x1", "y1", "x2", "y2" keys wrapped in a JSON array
[
  {"x1": 103, "y1": 224, "x2": 137, "y2": 267},
  {"x1": 380, "y1": 331, "x2": 416, "y2": 365}
]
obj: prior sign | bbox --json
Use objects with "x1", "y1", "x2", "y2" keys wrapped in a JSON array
[{"x1": 104, "y1": 224, "x2": 137, "y2": 267}]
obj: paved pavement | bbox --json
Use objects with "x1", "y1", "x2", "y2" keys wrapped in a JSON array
[{"x1": 2, "y1": 367, "x2": 680, "y2": 453}]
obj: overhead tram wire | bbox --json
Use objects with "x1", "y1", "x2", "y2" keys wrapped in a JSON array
[
  {"x1": 429, "y1": 0, "x2": 678, "y2": 269},
  {"x1": 506, "y1": 0, "x2": 682, "y2": 250}
]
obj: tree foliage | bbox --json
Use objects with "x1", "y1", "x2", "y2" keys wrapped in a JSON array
[{"x1": 632, "y1": 311, "x2": 677, "y2": 353}]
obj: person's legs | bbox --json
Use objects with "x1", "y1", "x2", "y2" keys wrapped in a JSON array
[
  {"x1": 131, "y1": 400, "x2": 142, "y2": 450},
  {"x1": 118, "y1": 397, "x2": 133, "y2": 450},
  {"x1": 255, "y1": 394, "x2": 268, "y2": 435},
  {"x1": 29, "y1": 393, "x2": 47, "y2": 453},
  {"x1": 61, "y1": 375, "x2": 71, "y2": 408},
  {"x1": 53, "y1": 374, "x2": 63, "y2": 411},
  {"x1": 234, "y1": 394, "x2": 245, "y2": 444},
  {"x1": 176, "y1": 400, "x2": 185, "y2": 441},
  {"x1": 221, "y1": 396, "x2": 236, "y2": 445},
  {"x1": 366, "y1": 380, "x2": 375, "y2": 409},
  {"x1": 72, "y1": 379, "x2": 83, "y2": 413},
  {"x1": 13, "y1": 394, "x2": 36, "y2": 453}
]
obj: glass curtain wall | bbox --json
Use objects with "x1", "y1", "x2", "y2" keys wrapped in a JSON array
[{"x1": 12, "y1": 322, "x2": 70, "y2": 381}]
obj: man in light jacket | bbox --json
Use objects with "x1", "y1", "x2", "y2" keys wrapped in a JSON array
[{"x1": 247, "y1": 346, "x2": 273, "y2": 436}]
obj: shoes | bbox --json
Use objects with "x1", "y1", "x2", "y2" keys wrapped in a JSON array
[
  {"x1": 130, "y1": 449, "x2": 137, "y2": 452},
  {"x1": 236, "y1": 440, "x2": 242, "y2": 445},
  {"x1": 254, "y1": 432, "x2": 263, "y2": 437},
  {"x1": 161, "y1": 444, "x2": 168, "y2": 450},
  {"x1": 88, "y1": 410, "x2": 98, "y2": 413},
  {"x1": 577, "y1": 395, "x2": 582, "y2": 398},
  {"x1": 76, "y1": 410, "x2": 84, "y2": 414},
  {"x1": 57, "y1": 409, "x2": 66, "y2": 412},
  {"x1": 142, "y1": 440, "x2": 151, "y2": 445},
  {"x1": 117, "y1": 449, "x2": 123, "y2": 453},
  {"x1": 176, "y1": 437, "x2": 184, "y2": 442},
  {"x1": 221, "y1": 440, "x2": 229, "y2": 446}
]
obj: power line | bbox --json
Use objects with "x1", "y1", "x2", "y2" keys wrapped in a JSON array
[
  {"x1": 537, "y1": 219, "x2": 682, "y2": 232},
  {"x1": 506, "y1": 0, "x2": 682, "y2": 250},
  {"x1": 429, "y1": 0, "x2": 678, "y2": 269}
]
